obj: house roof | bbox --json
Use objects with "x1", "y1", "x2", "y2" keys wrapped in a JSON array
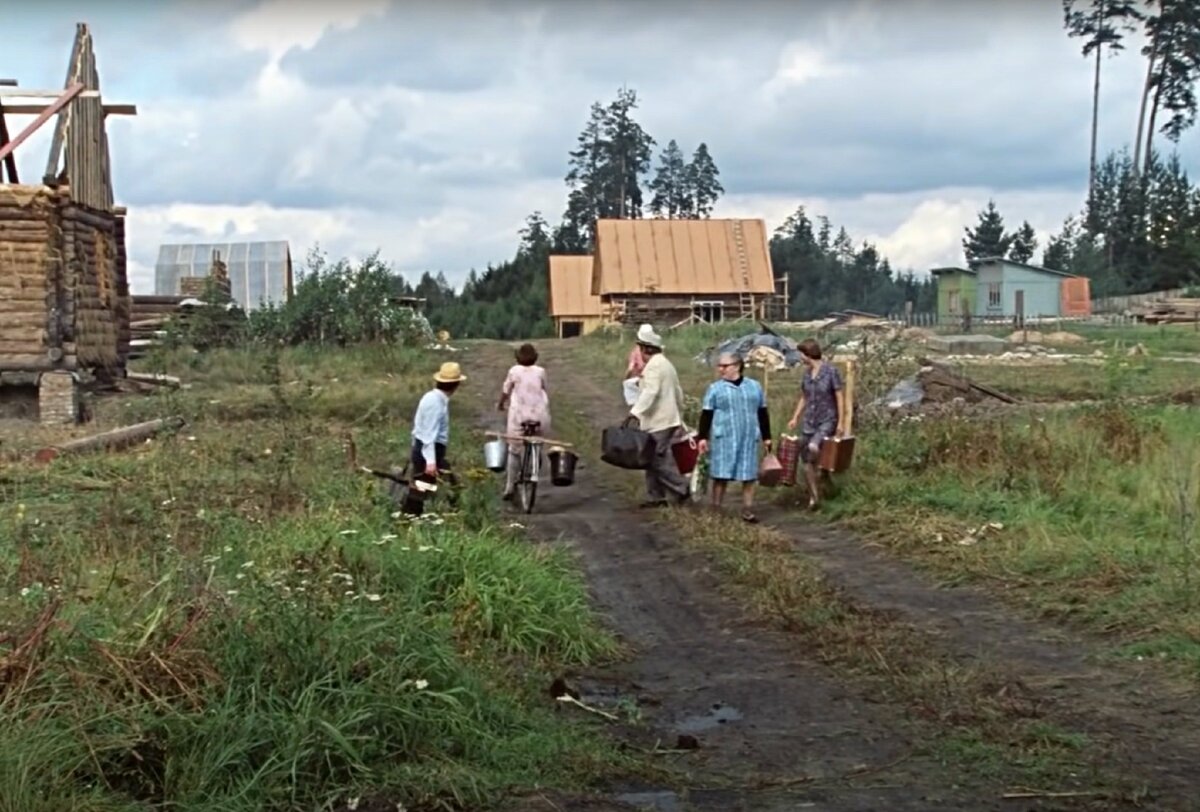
[
  {"x1": 969, "y1": 256, "x2": 1078, "y2": 278},
  {"x1": 591, "y1": 218, "x2": 776, "y2": 296},
  {"x1": 930, "y1": 266, "x2": 976, "y2": 276},
  {"x1": 549, "y1": 255, "x2": 602, "y2": 317}
]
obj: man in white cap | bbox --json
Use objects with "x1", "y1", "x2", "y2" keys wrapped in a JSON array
[
  {"x1": 629, "y1": 325, "x2": 691, "y2": 507},
  {"x1": 411, "y1": 361, "x2": 466, "y2": 482}
]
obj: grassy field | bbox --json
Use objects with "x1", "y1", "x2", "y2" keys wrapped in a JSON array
[
  {"x1": 0, "y1": 345, "x2": 627, "y2": 812},
  {"x1": 575, "y1": 322, "x2": 1200, "y2": 679}
]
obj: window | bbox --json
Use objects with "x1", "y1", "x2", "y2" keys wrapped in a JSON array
[
  {"x1": 987, "y1": 283, "x2": 1001, "y2": 308},
  {"x1": 692, "y1": 301, "x2": 724, "y2": 323},
  {"x1": 947, "y1": 291, "x2": 960, "y2": 314},
  {"x1": 561, "y1": 321, "x2": 582, "y2": 339}
]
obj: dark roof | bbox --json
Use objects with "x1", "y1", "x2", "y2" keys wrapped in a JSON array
[
  {"x1": 969, "y1": 256, "x2": 1077, "y2": 278},
  {"x1": 930, "y1": 266, "x2": 975, "y2": 276}
]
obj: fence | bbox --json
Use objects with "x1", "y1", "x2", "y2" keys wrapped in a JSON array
[
  {"x1": 884, "y1": 311, "x2": 1160, "y2": 330},
  {"x1": 1091, "y1": 288, "x2": 1187, "y2": 314}
]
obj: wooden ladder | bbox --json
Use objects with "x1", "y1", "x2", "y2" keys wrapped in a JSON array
[{"x1": 730, "y1": 221, "x2": 755, "y2": 321}]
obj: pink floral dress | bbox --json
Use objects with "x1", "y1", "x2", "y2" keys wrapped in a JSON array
[{"x1": 502, "y1": 364, "x2": 551, "y2": 449}]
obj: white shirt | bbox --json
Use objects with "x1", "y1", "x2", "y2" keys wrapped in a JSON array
[{"x1": 411, "y1": 389, "x2": 450, "y2": 461}]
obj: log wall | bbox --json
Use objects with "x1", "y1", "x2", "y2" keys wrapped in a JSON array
[{"x1": 0, "y1": 184, "x2": 127, "y2": 373}]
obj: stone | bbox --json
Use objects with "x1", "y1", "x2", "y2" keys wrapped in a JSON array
[
  {"x1": 926, "y1": 334, "x2": 1008, "y2": 355},
  {"x1": 38, "y1": 370, "x2": 79, "y2": 425}
]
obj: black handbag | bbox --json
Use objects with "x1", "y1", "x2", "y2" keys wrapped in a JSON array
[{"x1": 601, "y1": 417, "x2": 656, "y2": 470}]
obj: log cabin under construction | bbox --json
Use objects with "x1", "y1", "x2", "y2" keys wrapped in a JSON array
[
  {"x1": 587, "y1": 218, "x2": 788, "y2": 329},
  {"x1": 0, "y1": 23, "x2": 137, "y2": 424}
]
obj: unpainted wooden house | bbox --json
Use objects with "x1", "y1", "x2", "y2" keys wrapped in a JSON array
[
  {"x1": 0, "y1": 23, "x2": 137, "y2": 423},
  {"x1": 590, "y1": 218, "x2": 788, "y2": 327},
  {"x1": 548, "y1": 254, "x2": 603, "y2": 338}
]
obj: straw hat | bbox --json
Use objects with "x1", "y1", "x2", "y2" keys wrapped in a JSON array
[
  {"x1": 433, "y1": 361, "x2": 467, "y2": 383},
  {"x1": 635, "y1": 323, "x2": 663, "y2": 348}
]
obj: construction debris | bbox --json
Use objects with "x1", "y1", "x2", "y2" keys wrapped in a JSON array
[
  {"x1": 882, "y1": 359, "x2": 1018, "y2": 411},
  {"x1": 1131, "y1": 298, "x2": 1200, "y2": 325},
  {"x1": 33, "y1": 415, "x2": 185, "y2": 463},
  {"x1": 698, "y1": 324, "x2": 802, "y2": 368}
]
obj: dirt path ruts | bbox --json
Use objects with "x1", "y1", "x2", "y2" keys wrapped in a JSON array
[
  {"x1": 464, "y1": 343, "x2": 1023, "y2": 811},
  {"x1": 522, "y1": 339, "x2": 1200, "y2": 811}
]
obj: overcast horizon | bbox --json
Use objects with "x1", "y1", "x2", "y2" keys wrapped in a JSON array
[{"x1": 6, "y1": 0, "x2": 1198, "y2": 294}]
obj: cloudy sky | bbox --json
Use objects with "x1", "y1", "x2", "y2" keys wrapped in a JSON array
[{"x1": 6, "y1": 0, "x2": 1198, "y2": 293}]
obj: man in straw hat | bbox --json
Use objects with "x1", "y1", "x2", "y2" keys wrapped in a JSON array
[
  {"x1": 410, "y1": 361, "x2": 467, "y2": 487},
  {"x1": 629, "y1": 325, "x2": 691, "y2": 508}
]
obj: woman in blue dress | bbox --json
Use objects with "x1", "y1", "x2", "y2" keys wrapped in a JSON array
[
  {"x1": 786, "y1": 338, "x2": 846, "y2": 511},
  {"x1": 696, "y1": 352, "x2": 772, "y2": 523}
]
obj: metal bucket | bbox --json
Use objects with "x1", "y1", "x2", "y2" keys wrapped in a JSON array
[
  {"x1": 547, "y1": 448, "x2": 577, "y2": 486},
  {"x1": 483, "y1": 439, "x2": 507, "y2": 472}
]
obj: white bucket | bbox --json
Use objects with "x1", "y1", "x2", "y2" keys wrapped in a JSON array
[{"x1": 483, "y1": 439, "x2": 507, "y2": 472}]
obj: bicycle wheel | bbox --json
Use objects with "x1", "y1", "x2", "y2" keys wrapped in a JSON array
[{"x1": 518, "y1": 444, "x2": 538, "y2": 514}]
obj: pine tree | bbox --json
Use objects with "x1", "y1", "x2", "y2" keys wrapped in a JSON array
[
  {"x1": 1063, "y1": 0, "x2": 1142, "y2": 196},
  {"x1": 562, "y1": 102, "x2": 608, "y2": 249},
  {"x1": 649, "y1": 140, "x2": 689, "y2": 218},
  {"x1": 600, "y1": 87, "x2": 655, "y2": 219},
  {"x1": 962, "y1": 200, "x2": 1014, "y2": 263},
  {"x1": 1009, "y1": 221, "x2": 1039, "y2": 263},
  {"x1": 1042, "y1": 217, "x2": 1079, "y2": 271},
  {"x1": 1138, "y1": 0, "x2": 1200, "y2": 174},
  {"x1": 684, "y1": 143, "x2": 724, "y2": 218}
]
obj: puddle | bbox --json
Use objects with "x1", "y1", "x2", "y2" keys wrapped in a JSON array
[
  {"x1": 676, "y1": 702, "x2": 743, "y2": 733},
  {"x1": 613, "y1": 790, "x2": 680, "y2": 811}
]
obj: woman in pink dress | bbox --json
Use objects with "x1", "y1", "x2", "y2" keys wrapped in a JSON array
[{"x1": 497, "y1": 343, "x2": 552, "y2": 500}]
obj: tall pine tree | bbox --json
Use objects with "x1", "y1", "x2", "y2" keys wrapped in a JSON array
[
  {"x1": 962, "y1": 200, "x2": 1014, "y2": 263},
  {"x1": 1009, "y1": 221, "x2": 1039, "y2": 263},
  {"x1": 649, "y1": 140, "x2": 689, "y2": 218},
  {"x1": 684, "y1": 143, "x2": 724, "y2": 218},
  {"x1": 1137, "y1": 0, "x2": 1200, "y2": 174},
  {"x1": 1063, "y1": 0, "x2": 1141, "y2": 197}
]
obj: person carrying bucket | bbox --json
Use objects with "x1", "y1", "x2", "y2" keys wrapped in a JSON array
[
  {"x1": 404, "y1": 361, "x2": 467, "y2": 515},
  {"x1": 496, "y1": 343, "x2": 552, "y2": 501}
]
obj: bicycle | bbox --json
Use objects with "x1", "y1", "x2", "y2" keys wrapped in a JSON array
[{"x1": 486, "y1": 421, "x2": 573, "y2": 515}]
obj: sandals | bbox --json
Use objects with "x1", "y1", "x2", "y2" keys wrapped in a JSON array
[{"x1": 741, "y1": 510, "x2": 759, "y2": 524}]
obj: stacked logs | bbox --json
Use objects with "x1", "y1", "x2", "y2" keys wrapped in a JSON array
[
  {"x1": 0, "y1": 186, "x2": 61, "y2": 371},
  {"x1": 0, "y1": 184, "x2": 128, "y2": 373}
]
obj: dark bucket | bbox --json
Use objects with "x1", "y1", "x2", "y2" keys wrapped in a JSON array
[{"x1": 547, "y1": 448, "x2": 578, "y2": 486}]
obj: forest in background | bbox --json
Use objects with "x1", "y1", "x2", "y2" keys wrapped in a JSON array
[{"x1": 270, "y1": 1, "x2": 1200, "y2": 340}]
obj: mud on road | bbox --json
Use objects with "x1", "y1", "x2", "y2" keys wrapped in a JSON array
[{"x1": 462, "y1": 341, "x2": 1200, "y2": 812}]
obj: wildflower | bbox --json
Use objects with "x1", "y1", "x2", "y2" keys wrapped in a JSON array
[
  {"x1": 236, "y1": 573, "x2": 246, "y2": 580},
  {"x1": 224, "y1": 545, "x2": 233, "y2": 553},
  {"x1": 339, "y1": 529, "x2": 358, "y2": 536},
  {"x1": 347, "y1": 799, "x2": 360, "y2": 811},
  {"x1": 241, "y1": 561, "x2": 255, "y2": 568},
  {"x1": 414, "y1": 679, "x2": 429, "y2": 690},
  {"x1": 345, "y1": 590, "x2": 356, "y2": 596},
  {"x1": 364, "y1": 593, "x2": 382, "y2": 602},
  {"x1": 226, "y1": 590, "x2": 238, "y2": 596}
]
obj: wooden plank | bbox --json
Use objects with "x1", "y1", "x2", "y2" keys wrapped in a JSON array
[
  {"x1": 0, "y1": 89, "x2": 103, "y2": 99},
  {"x1": 43, "y1": 25, "x2": 84, "y2": 183},
  {"x1": 3, "y1": 103, "x2": 133, "y2": 116},
  {"x1": 0, "y1": 83, "x2": 85, "y2": 164},
  {"x1": 0, "y1": 102, "x2": 18, "y2": 182}
]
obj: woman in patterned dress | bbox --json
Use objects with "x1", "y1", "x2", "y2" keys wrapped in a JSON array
[
  {"x1": 696, "y1": 352, "x2": 772, "y2": 523},
  {"x1": 786, "y1": 338, "x2": 846, "y2": 511},
  {"x1": 497, "y1": 343, "x2": 551, "y2": 501}
]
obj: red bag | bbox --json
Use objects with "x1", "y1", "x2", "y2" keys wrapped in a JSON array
[
  {"x1": 671, "y1": 433, "x2": 700, "y2": 475},
  {"x1": 759, "y1": 452, "x2": 783, "y2": 487},
  {"x1": 777, "y1": 435, "x2": 801, "y2": 486}
]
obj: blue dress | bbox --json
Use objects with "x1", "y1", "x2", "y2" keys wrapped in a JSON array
[
  {"x1": 702, "y1": 377, "x2": 766, "y2": 482},
  {"x1": 800, "y1": 362, "x2": 843, "y2": 460}
]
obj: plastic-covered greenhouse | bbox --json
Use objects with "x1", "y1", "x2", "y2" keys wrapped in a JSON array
[{"x1": 154, "y1": 241, "x2": 292, "y2": 311}]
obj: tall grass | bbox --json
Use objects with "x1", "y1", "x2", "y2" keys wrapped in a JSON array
[
  {"x1": 0, "y1": 345, "x2": 621, "y2": 811},
  {"x1": 572, "y1": 325, "x2": 1200, "y2": 677}
]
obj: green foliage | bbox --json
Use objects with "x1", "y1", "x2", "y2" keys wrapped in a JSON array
[
  {"x1": 0, "y1": 346, "x2": 622, "y2": 810},
  {"x1": 770, "y1": 206, "x2": 936, "y2": 319},
  {"x1": 248, "y1": 247, "x2": 433, "y2": 347},
  {"x1": 963, "y1": 200, "x2": 1015, "y2": 263}
]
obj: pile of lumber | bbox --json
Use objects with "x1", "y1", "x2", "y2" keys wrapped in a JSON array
[
  {"x1": 128, "y1": 295, "x2": 187, "y2": 358},
  {"x1": 916, "y1": 357, "x2": 1018, "y2": 404},
  {"x1": 1133, "y1": 298, "x2": 1200, "y2": 325}
]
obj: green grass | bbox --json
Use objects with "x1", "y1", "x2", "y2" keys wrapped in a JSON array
[
  {"x1": 0, "y1": 344, "x2": 625, "y2": 811},
  {"x1": 572, "y1": 324, "x2": 1200, "y2": 680}
]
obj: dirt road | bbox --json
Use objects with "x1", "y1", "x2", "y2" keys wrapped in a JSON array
[{"x1": 463, "y1": 341, "x2": 1200, "y2": 811}]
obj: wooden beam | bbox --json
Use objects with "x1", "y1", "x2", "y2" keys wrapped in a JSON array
[
  {"x1": 0, "y1": 89, "x2": 103, "y2": 98},
  {"x1": 44, "y1": 25, "x2": 85, "y2": 185},
  {"x1": 0, "y1": 83, "x2": 85, "y2": 165},
  {"x1": 2, "y1": 102, "x2": 135, "y2": 116},
  {"x1": 0, "y1": 104, "x2": 18, "y2": 182}
]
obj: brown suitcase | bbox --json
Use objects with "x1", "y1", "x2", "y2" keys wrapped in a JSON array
[{"x1": 818, "y1": 436, "x2": 856, "y2": 473}]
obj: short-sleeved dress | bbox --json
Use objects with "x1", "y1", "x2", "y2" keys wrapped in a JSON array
[
  {"x1": 800, "y1": 362, "x2": 843, "y2": 461},
  {"x1": 702, "y1": 376, "x2": 767, "y2": 481},
  {"x1": 502, "y1": 365, "x2": 551, "y2": 451}
]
